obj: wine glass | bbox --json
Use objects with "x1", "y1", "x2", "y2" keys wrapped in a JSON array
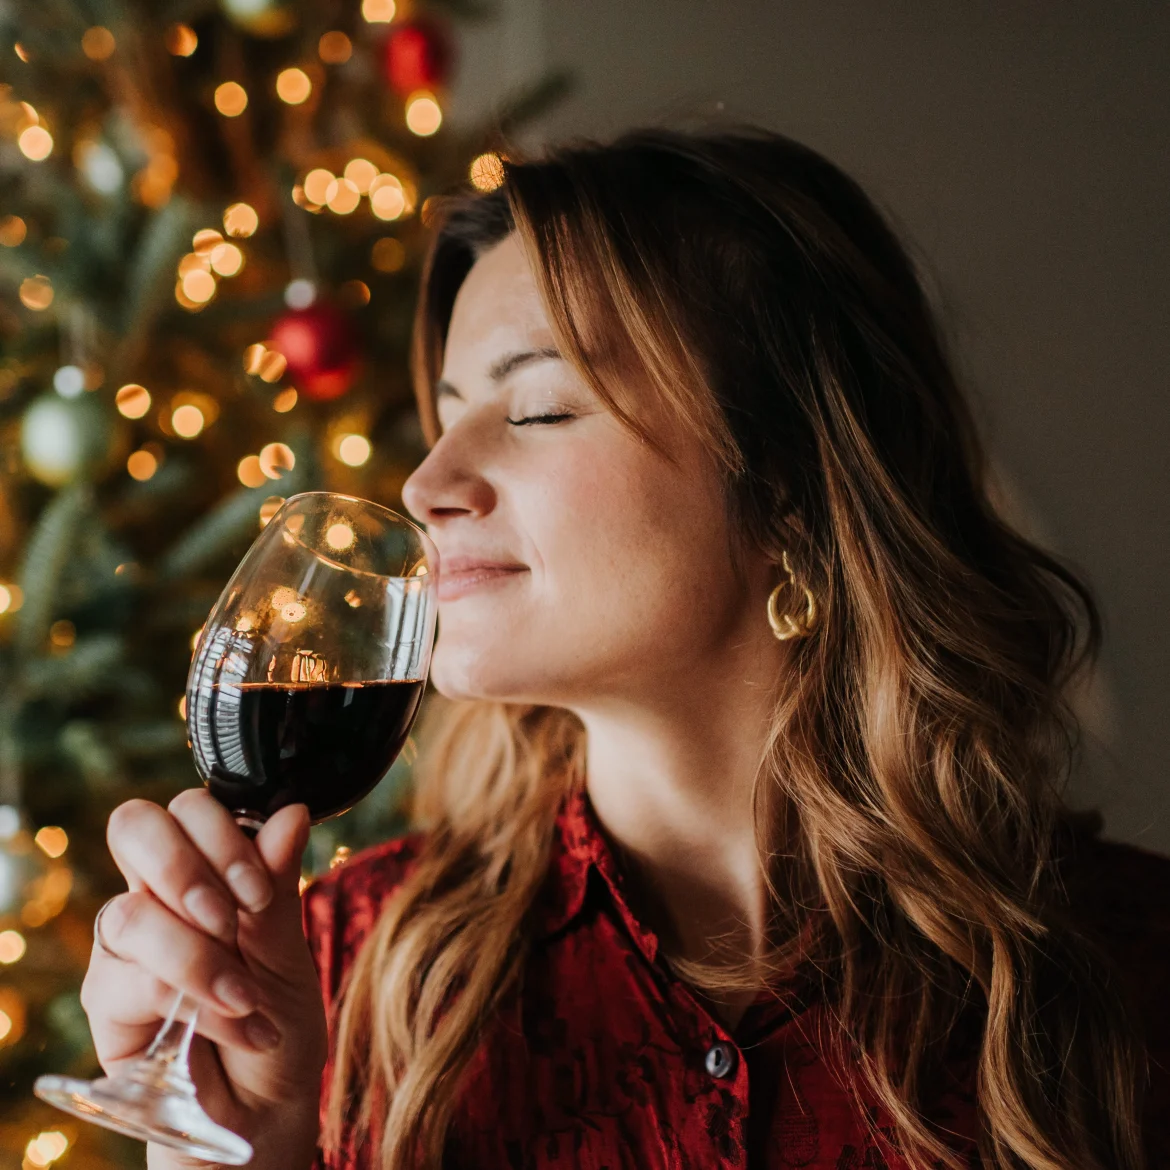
[{"x1": 34, "y1": 491, "x2": 439, "y2": 1164}]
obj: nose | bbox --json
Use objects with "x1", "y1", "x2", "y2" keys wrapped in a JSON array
[{"x1": 400, "y1": 431, "x2": 496, "y2": 528}]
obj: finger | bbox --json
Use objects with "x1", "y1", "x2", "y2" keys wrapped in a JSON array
[
  {"x1": 168, "y1": 788, "x2": 274, "y2": 914},
  {"x1": 106, "y1": 799, "x2": 238, "y2": 945},
  {"x1": 99, "y1": 891, "x2": 263, "y2": 1019},
  {"x1": 255, "y1": 802, "x2": 311, "y2": 891}
]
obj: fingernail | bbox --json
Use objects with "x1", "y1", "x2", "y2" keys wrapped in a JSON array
[
  {"x1": 183, "y1": 885, "x2": 235, "y2": 940},
  {"x1": 245, "y1": 1013, "x2": 281, "y2": 1052},
  {"x1": 214, "y1": 972, "x2": 259, "y2": 1015},
  {"x1": 226, "y1": 862, "x2": 272, "y2": 913}
]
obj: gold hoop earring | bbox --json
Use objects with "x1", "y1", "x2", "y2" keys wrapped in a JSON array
[{"x1": 766, "y1": 550, "x2": 819, "y2": 641}]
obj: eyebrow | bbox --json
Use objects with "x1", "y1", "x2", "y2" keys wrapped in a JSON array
[{"x1": 434, "y1": 346, "x2": 562, "y2": 401}]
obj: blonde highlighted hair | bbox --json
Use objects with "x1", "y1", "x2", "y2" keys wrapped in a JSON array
[{"x1": 326, "y1": 124, "x2": 1144, "y2": 1169}]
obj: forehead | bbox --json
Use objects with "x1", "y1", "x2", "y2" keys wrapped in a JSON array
[{"x1": 445, "y1": 233, "x2": 554, "y2": 357}]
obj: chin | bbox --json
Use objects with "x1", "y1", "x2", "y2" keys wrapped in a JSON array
[{"x1": 428, "y1": 641, "x2": 565, "y2": 706}]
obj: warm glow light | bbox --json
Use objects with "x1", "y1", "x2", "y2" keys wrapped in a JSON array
[
  {"x1": 361, "y1": 0, "x2": 396, "y2": 21},
  {"x1": 405, "y1": 92, "x2": 442, "y2": 137},
  {"x1": 49, "y1": 620, "x2": 75, "y2": 649},
  {"x1": 259, "y1": 442, "x2": 295, "y2": 479},
  {"x1": 0, "y1": 1010, "x2": 11, "y2": 1042},
  {"x1": 175, "y1": 280, "x2": 204, "y2": 311},
  {"x1": 34, "y1": 826, "x2": 68, "y2": 858},
  {"x1": 327, "y1": 177, "x2": 361, "y2": 215},
  {"x1": 0, "y1": 586, "x2": 11, "y2": 615},
  {"x1": 127, "y1": 449, "x2": 158, "y2": 480},
  {"x1": 178, "y1": 251, "x2": 211, "y2": 277},
  {"x1": 172, "y1": 404, "x2": 206, "y2": 438},
  {"x1": 166, "y1": 23, "x2": 198, "y2": 56},
  {"x1": 325, "y1": 522, "x2": 355, "y2": 550},
  {"x1": 14, "y1": 43, "x2": 30, "y2": 63},
  {"x1": 181, "y1": 269, "x2": 216, "y2": 304},
  {"x1": 223, "y1": 202, "x2": 258, "y2": 237},
  {"x1": 18, "y1": 124, "x2": 52, "y2": 160},
  {"x1": 19, "y1": 275, "x2": 53, "y2": 310},
  {"x1": 371, "y1": 236, "x2": 406, "y2": 272},
  {"x1": 303, "y1": 168, "x2": 334, "y2": 206},
  {"x1": 214, "y1": 81, "x2": 248, "y2": 117},
  {"x1": 369, "y1": 173, "x2": 405, "y2": 220},
  {"x1": 237, "y1": 454, "x2": 267, "y2": 488},
  {"x1": 210, "y1": 242, "x2": 243, "y2": 276},
  {"x1": 243, "y1": 343, "x2": 267, "y2": 375},
  {"x1": 340, "y1": 279, "x2": 371, "y2": 307},
  {"x1": 82, "y1": 26, "x2": 116, "y2": 60},
  {"x1": 318, "y1": 30, "x2": 352, "y2": 64},
  {"x1": 272, "y1": 387, "x2": 298, "y2": 412},
  {"x1": 298, "y1": 874, "x2": 311, "y2": 893},
  {"x1": 281, "y1": 602, "x2": 307, "y2": 623},
  {"x1": 254, "y1": 348, "x2": 287, "y2": 382},
  {"x1": 177, "y1": 695, "x2": 187, "y2": 720},
  {"x1": 276, "y1": 67, "x2": 312, "y2": 104},
  {"x1": 469, "y1": 151, "x2": 505, "y2": 192},
  {"x1": 336, "y1": 433, "x2": 372, "y2": 466},
  {"x1": 192, "y1": 228, "x2": 223, "y2": 256},
  {"x1": 115, "y1": 383, "x2": 151, "y2": 419},
  {"x1": 191, "y1": 626, "x2": 203, "y2": 650},
  {"x1": 259, "y1": 497, "x2": 285, "y2": 527},
  {"x1": 344, "y1": 158, "x2": 378, "y2": 194},
  {"x1": 25, "y1": 1130, "x2": 69, "y2": 1166},
  {"x1": 0, "y1": 215, "x2": 27, "y2": 247},
  {"x1": 0, "y1": 930, "x2": 26, "y2": 964}
]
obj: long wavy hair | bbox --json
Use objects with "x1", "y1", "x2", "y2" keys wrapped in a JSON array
[{"x1": 325, "y1": 124, "x2": 1144, "y2": 1170}]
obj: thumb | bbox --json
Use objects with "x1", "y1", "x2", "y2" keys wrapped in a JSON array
[{"x1": 255, "y1": 802, "x2": 311, "y2": 892}]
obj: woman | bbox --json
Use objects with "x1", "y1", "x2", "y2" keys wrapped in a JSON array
[{"x1": 82, "y1": 125, "x2": 1168, "y2": 1170}]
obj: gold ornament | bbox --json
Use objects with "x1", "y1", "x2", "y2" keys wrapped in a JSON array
[{"x1": 766, "y1": 551, "x2": 819, "y2": 641}]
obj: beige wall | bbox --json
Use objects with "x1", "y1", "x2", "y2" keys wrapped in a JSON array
[{"x1": 451, "y1": 2, "x2": 1170, "y2": 851}]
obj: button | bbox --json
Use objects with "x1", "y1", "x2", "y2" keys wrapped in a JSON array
[{"x1": 705, "y1": 1041, "x2": 737, "y2": 1079}]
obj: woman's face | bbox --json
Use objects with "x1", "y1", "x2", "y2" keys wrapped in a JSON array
[{"x1": 400, "y1": 232, "x2": 776, "y2": 710}]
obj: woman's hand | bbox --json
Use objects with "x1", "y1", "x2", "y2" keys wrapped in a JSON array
[{"x1": 81, "y1": 792, "x2": 326, "y2": 1170}]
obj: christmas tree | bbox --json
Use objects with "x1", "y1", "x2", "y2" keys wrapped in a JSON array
[{"x1": 0, "y1": 1, "x2": 568, "y2": 1162}]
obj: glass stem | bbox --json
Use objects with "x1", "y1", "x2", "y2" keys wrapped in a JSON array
[{"x1": 134, "y1": 991, "x2": 199, "y2": 1096}]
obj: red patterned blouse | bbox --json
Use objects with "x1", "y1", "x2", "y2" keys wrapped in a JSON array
[{"x1": 301, "y1": 786, "x2": 1170, "y2": 1169}]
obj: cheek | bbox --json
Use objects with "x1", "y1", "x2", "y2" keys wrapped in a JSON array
[{"x1": 431, "y1": 425, "x2": 741, "y2": 702}]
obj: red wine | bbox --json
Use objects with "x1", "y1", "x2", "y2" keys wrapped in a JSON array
[{"x1": 188, "y1": 679, "x2": 424, "y2": 824}]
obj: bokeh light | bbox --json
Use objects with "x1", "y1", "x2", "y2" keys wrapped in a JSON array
[
  {"x1": 276, "y1": 67, "x2": 312, "y2": 105},
  {"x1": 214, "y1": 82, "x2": 248, "y2": 117},
  {"x1": 223, "y1": 202, "x2": 258, "y2": 237},
  {"x1": 405, "y1": 92, "x2": 441, "y2": 137}
]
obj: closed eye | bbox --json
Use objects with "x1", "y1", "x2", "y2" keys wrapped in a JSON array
[{"x1": 506, "y1": 411, "x2": 575, "y2": 426}]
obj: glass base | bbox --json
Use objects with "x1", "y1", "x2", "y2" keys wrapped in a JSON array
[{"x1": 34, "y1": 1070, "x2": 254, "y2": 1165}]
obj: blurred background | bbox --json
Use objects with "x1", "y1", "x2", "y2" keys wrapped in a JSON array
[{"x1": 0, "y1": 0, "x2": 1165, "y2": 1164}]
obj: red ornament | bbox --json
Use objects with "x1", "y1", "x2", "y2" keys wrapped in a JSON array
[
  {"x1": 382, "y1": 15, "x2": 456, "y2": 96},
  {"x1": 268, "y1": 302, "x2": 359, "y2": 402}
]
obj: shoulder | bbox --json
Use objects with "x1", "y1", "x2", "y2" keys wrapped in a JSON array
[{"x1": 300, "y1": 829, "x2": 429, "y2": 1010}]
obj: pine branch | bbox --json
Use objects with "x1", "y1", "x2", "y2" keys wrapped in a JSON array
[
  {"x1": 14, "y1": 481, "x2": 92, "y2": 660},
  {"x1": 21, "y1": 634, "x2": 125, "y2": 701}
]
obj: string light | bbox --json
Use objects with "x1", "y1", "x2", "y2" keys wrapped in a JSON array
[
  {"x1": 214, "y1": 82, "x2": 248, "y2": 117},
  {"x1": 330, "y1": 844, "x2": 352, "y2": 867},
  {"x1": 244, "y1": 343, "x2": 288, "y2": 382},
  {"x1": 14, "y1": 43, "x2": 30, "y2": 63},
  {"x1": 469, "y1": 151, "x2": 505, "y2": 192},
  {"x1": 303, "y1": 168, "x2": 333, "y2": 206},
  {"x1": 115, "y1": 383, "x2": 151, "y2": 419},
  {"x1": 327, "y1": 178, "x2": 360, "y2": 215},
  {"x1": 405, "y1": 92, "x2": 441, "y2": 137},
  {"x1": 191, "y1": 626, "x2": 204, "y2": 650},
  {"x1": 336, "y1": 434, "x2": 372, "y2": 466},
  {"x1": 24, "y1": 1130, "x2": 69, "y2": 1166},
  {"x1": 166, "y1": 23, "x2": 198, "y2": 56},
  {"x1": 223, "y1": 202, "x2": 258, "y2": 237},
  {"x1": 34, "y1": 826, "x2": 67, "y2": 858},
  {"x1": 81, "y1": 26, "x2": 116, "y2": 60},
  {"x1": 177, "y1": 696, "x2": 186, "y2": 720},
  {"x1": 361, "y1": 0, "x2": 396, "y2": 21},
  {"x1": 0, "y1": 930, "x2": 26, "y2": 964},
  {"x1": 180, "y1": 268, "x2": 216, "y2": 304},
  {"x1": 210, "y1": 242, "x2": 243, "y2": 275},
  {"x1": 237, "y1": 455, "x2": 267, "y2": 488},
  {"x1": 319, "y1": 31, "x2": 352, "y2": 64},
  {"x1": 259, "y1": 496, "x2": 285, "y2": 527},
  {"x1": 276, "y1": 67, "x2": 312, "y2": 105},
  {"x1": 0, "y1": 215, "x2": 27, "y2": 246},
  {"x1": 344, "y1": 158, "x2": 378, "y2": 194},
  {"x1": 339, "y1": 279, "x2": 370, "y2": 307},
  {"x1": 192, "y1": 228, "x2": 222, "y2": 256},
  {"x1": 369, "y1": 174, "x2": 406, "y2": 221},
  {"x1": 172, "y1": 404, "x2": 206, "y2": 438},
  {"x1": 371, "y1": 237, "x2": 405, "y2": 273},
  {"x1": 258, "y1": 442, "x2": 295, "y2": 479},
  {"x1": 49, "y1": 620, "x2": 75, "y2": 649},
  {"x1": 0, "y1": 584, "x2": 24, "y2": 615},
  {"x1": 52, "y1": 365, "x2": 85, "y2": 399},
  {"x1": 18, "y1": 125, "x2": 53, "y2": 160},
  {"x1": 18, "y1": 275, "x2": 52, "y2": 310},
  {"x1": 284, "y1": 278, "x2": 316, "y2": 309},
  {"x1": 127, "y1": 448, "x2": 158, "y2": 481},
  {"x1": 272, "y1": 387, "x2": 298, "y2": 412},
  {"x1": 325, "y1": 523, "x2": 355, "y2": 551}
]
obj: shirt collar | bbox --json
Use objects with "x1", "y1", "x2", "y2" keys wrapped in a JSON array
[{"x1": 530, "y1": 783, "x2": 661, "y2": 964}]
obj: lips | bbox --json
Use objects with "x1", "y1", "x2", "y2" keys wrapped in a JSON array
[{"x1": 437, "y1": 556, "x2": 528, "y2": 601}]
